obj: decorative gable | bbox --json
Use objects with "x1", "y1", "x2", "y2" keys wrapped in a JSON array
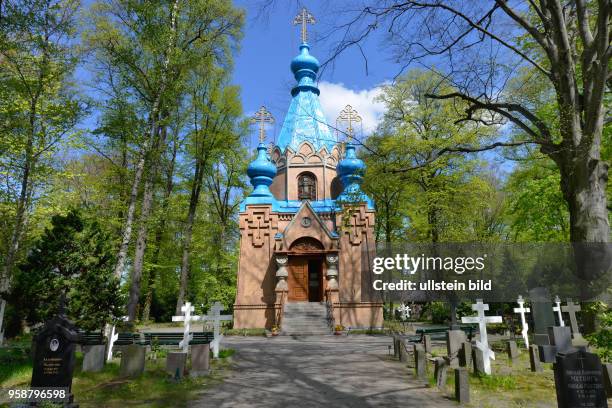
[{"x1": 281, "y1": 201, "x2": 338, "y2": 251}]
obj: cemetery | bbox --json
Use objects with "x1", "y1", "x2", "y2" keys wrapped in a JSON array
[{"x1": 0, "y1": 1, "x2": 611, "y2": 408}]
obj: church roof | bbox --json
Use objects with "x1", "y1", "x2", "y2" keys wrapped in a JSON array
[{"x1": 276, "y1": 43, "x2": 336, "y2": 153}]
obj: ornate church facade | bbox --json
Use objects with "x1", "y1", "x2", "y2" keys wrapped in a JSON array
[{"x1": 233, "y1": 31, "x2": 383, "y2": 331}]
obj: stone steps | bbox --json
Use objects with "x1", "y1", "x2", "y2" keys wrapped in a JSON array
[{"x1": 281, "y1": 302, "x2": 331, "y2": 335}]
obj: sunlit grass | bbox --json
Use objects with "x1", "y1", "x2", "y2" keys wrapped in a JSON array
[{"x1": 0, "y1": 339, "x2": 233, "y2": 408}]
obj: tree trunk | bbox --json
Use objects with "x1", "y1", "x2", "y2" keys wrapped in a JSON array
[
  {"x1": 112, "y1": 0, "x2": 180, "y2": 280},
  {"x1": 561, "y1": 158, "x2": 609, "y2": 243},
  {"x1": 175, "y1": 160, "x2": 204, "y2": 315},
  {"x1": 126, "y1": 120, "x2": 169, "y2": 322},
  {"x1": 142, "y1": 128, "x2": 177, "y2": 322},
  {"x1": 113, "y1": 106, "x2": 159, "y2": 279}
]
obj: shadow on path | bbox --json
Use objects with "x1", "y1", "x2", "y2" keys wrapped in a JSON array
[{"x1": 190, "y1": 335, "x2": 457, "y2": 408}]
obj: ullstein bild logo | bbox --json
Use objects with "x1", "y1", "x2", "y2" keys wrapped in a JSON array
[{"x1": 371, "y1": 253, "x2": 488, "y2": 275}]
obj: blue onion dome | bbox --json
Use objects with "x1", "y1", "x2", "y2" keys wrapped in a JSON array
[
  {"x1": 247, "y1": 143, "x2": 277, "y2": 197},
  {"x1": 290, "y1": 43, "x2": 320, "y2": 80},
  {"x1": 337, "y1": 143, "x2": 365, "y2": 180}
]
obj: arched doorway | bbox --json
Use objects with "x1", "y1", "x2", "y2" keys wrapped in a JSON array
[{"x1": 287, "y1": 237, "x2": 325, "y2": 302}]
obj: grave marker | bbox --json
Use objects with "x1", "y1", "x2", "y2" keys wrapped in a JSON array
[
  {"x1": 396, "y1": 303, "x2": 411, "y2": 321},
  {"x1": 461, "y1": 299, "x2": 502, "y2": 375},
  {"x1": 106, "y1": 316, "x2": 128, "y2": 362},
  {"x1": 82, "y1": 345, "x2": 106, "y2": 372},
  {"x1": 506, "y1": 340, "x2": 519, "y2": 362},
  {"x1": 119, "y1": 344, "x2": 145, "y2": 377},
  {"x1": 455, "y1": 367, "x2": 470, "y2": 404},
  {"x1": 446, "y1": 329, "x2": 466, "y2": 368},
  {"x1": 172, "y1": 302, "x2": 202, "y2": 353},
  {"x1": 513, "y1": 295, "x2": 531, "y2": 349},
  {"x1": 529, "y1": 345, "x2": 543, "y2": 372},
  {"x1": 562, "y1": 300, "x2": 588, "y2": 345},
  {"x1": 553, "y1": 295, "x2": 566, "y2": 327},
  {"x1": 434, "y1": 357, "x2": 448, "y2": 390},
  {"x1": 191, "y1": 344, "x2": 211, "y2": 377},
  {"x1": 539, "y1": 326, "x2": 575, "y2": 363},
  {"x1": 423, "y1": 334, "x2": 432, "y2": 354},
  {"x1": 30, "y1": 311, "x2": 78, "y2": 406},
  {"x1": 529, "y1": 287, "x2": 556, "y2": 346},
  {"x1": 204, "y1": 301, "x2": 233, "y2": 358},
  {"x1": 166, "y1": 352, "x2": 187, "y2": 379},
  {"x1": 554, "y1": 349, "x2": 608, "y2": 408}
]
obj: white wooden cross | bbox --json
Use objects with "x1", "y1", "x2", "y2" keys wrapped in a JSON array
[
  {"x1": 105, "y1": 316, "x2": 128, "y2": 361},
  {"x1": 461, "y1": 299, "x2": 502, "y2": 375},
  {"x1": 513, "y1": 295, "x2": 531, "y2": 349},
  {"x1": 396, "y1": 303, "x2": 411, "y2": 321},
  {"x1": 172, "y1": 302, "x2": 203, "y2": 353},
  {"x1": 552, "y1": 295, "x2": 565, "y2": 327},
  {"x1": 204, "y1": 301, "x2": 233, "y2": 358}
]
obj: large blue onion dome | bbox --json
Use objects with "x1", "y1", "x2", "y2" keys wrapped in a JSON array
[
  {"x1": 337, "y1": 144, "x2": 372, "y2": 206},
  {"x1": 247, "y1": 143, "x2": 277, "y2": 197},
  {"x1": 291, "y1": 43, "x2": 319, "y2": 78},
  {"x1": 290, "y1": 43, "x2": 320, "y2": 96}
]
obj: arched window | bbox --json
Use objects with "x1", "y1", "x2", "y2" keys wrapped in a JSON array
[{"x1": 298, "y1": 172, "x2": 316, "y2": 201}]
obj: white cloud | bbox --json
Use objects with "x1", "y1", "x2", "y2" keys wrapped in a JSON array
[{"x1": 318, "y1": 81, "x2": 387, "y2": 137}]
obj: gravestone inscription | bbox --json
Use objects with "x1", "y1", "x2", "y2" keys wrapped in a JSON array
[
  {"x1": 554, "y1": 349, "x2": 608, "y2": 408},
  {"x1": 30, "y1": 313, "x2": 78, "y2": 406}
]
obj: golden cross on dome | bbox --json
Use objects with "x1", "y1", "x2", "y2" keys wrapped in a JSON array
[
  {"x1": 336, "y1": 104, "x2": 362, "y2": 139},
  {"x1": 293, "y1": 7, "x2": 316, "y2": 43},
  {"x1": 251, "y1": 106, "x2": 274, "y2": 143}
]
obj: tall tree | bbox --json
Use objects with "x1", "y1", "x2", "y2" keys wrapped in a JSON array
[
  {"x1": 175, "y1": 70, "x2": 243, "y2": 315},
  {"x1": 332, "y1": 0, "x2": 611, "y2": 242},
  {"x1": 362, "y1": 70, "x2": 498, "y2": 243},
  {"x1": 0, "y1": 0, "x2": 82, "y2": 337},
  {"x1": 87, "y1": 0, "x2": 244, "y2": 321}
]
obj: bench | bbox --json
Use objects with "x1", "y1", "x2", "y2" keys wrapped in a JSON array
[
  {"x1": 414, "y1": 325, "x2": 478, "y2": 342},
  {"x1": 76, "y1": 331, "x2": 106, "y2": 345},
  {"x1": 112, "y1": 332, "x2": 214, "y2": 347},
  {"x1": 145, "y1": 332, "x2": 214, "y2": 346}
]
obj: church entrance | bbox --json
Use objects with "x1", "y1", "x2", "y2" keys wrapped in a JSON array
[{"x1": 287, "y1": 256, "x2": 324, "y2": 302}]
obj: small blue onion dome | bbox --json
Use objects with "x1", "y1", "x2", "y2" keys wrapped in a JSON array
[
  {"x1": 290, "y1": 43, "x2": 320, "y2": 81},
  {"x1": 247, "y1": 143, "x2": 277, "y2": 197},
  {"x1": 337, "y1": 143, "x2": 365, "y2": 181},
  {"x1": 337, "y1": 143, "x2": 369, "y2": 203}
]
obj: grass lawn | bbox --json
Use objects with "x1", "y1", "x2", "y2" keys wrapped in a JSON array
[
  {"x1": 424, "y1": 340, "x2": 612, "y2": 408},
  {"x1": 0, "y1": 335, "x2": 233, "y2": 408}
]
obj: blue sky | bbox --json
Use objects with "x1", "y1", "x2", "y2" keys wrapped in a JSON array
[{"x1": 233, "y1": 1, "x2": 396, "y2": 149}]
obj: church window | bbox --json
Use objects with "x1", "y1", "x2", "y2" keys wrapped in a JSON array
[{"x1": 298, "y1": 172, "x2": 316, "y2": 201}]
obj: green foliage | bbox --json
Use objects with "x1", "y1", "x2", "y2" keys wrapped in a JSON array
[
  {"x1": 584, "y1": 301, "x2": 612, "y2": 362},
  {"x1": 362, "y1": 69, "x2": 503, "y2": 244},
  {"x1": 9, "y1": 210, "x2": 123, "y2": 330},
  {"x1": 423, "y1": 301, "x2": 449, "y2": 324}
]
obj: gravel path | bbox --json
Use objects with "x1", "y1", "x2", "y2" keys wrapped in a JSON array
[{"x1": 190, "y1": 335, "x2": 457, "y2": 408}]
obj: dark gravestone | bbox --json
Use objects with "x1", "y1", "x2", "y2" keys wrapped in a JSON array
[
  {"x1": 455, "y1": 367, "x2": 470, "y2": 404},
  {"x1": 506, "y1": 340, "x2": 519, "y2": 362},
  {"x1": 434, "y1": 357, "x2": 448, "y2": 390},
  {"x1": 423, "y1": 334, "x2": 432, "y2": 354},
  {"x1": 554, "y1": 349, "x2": 608, "y2": 408},
  {"x1": 603, "y1": 364, "x2": 612, "y2": 398},
  {"x1": 539, "y1": 326, "x2": 579, "y2": 363},
  {"x1": 529, "y1": 287, "x2": 556, "y2": 346},
  {"x1": 530, "y1": 345, "x2": 543, "y2": 372},
  {"x1": 414, "y1": 345, "x2": 426, "y2": 380},
  {"x1": 30, "y1": 314, "x2": 78, "y2": 406},
  {"x1": 459, "y1": 341, "x2": 472, "y2": 368}
]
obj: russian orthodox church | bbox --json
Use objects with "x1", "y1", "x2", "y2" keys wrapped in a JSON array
[{"x1": 233, "y1": 20, "x2": 383, "y2": 332}]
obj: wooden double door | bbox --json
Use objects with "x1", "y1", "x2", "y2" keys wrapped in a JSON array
[{"x1": 287, "y1": 256, "x2": 323, "y2": 302}]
